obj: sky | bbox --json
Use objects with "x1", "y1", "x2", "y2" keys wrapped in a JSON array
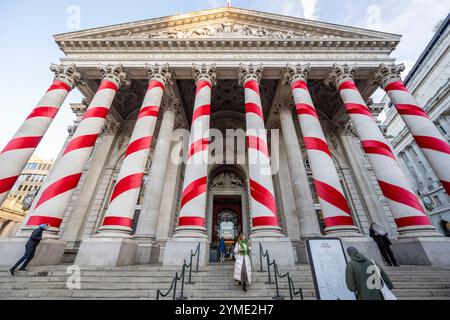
[{"x1": 0, "y1": 0, "x2": 449, "y2": 160}]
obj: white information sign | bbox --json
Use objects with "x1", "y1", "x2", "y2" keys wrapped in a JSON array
[{"x1": 306, "y1": 238, "x2": 356, "y2": 300}]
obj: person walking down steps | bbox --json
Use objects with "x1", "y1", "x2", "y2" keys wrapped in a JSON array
[
  {"x1": 9, "y1": 224, "x2": 49, "y2": 276},
  {"x1": 369, "y1": 222, "x2": 399, "y2": 267},
  {"x1": 234, "y1": 234, "x2": 252, "y2": 292}
]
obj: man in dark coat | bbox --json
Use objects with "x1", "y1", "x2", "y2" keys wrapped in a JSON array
[
  {"x1": 369, "y1": 222, "x2": 399, "y2": 266},
  {"x1": 9, "y1": 224, "x2": 49, "y2": 276},
  {"x1": 345, "y1": 247, "x2": 394, "y2": 300}
]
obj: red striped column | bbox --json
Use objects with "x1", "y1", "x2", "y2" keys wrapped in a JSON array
[
  {"x1": 0, "y1": 64, "x2": 81, "y2": 205},
  {"x1": 23, "y1": 64, "x2": 128, "y2": 235},
  {"x1": 239, "y1": 63, "x2": 282, "y2": 237},
  {"x1": 173, "y1": 64, "x2": 216, "y2": 238},
  {"x1": 286, "y1": 63, "x2": 359, "y2": 235},
  {"x1": 325, "y1": 64, "x2": 435, "y2": 237},
  {"x1": 98, "y1": 64, "x2": 171, "y2": 236},
  {"x1": 375, "y1": 63, "x2": 450, "y2": 195}
]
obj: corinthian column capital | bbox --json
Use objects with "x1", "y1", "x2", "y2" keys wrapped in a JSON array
[
  {"x1": 284, "y1": 63, "x2": 311, "y2": 85},
  {"x1": 145, "y1": 63, "x2": 172, "y2": 86},
  {"x1": 192, "y1": 63, "x2": 217, "y2": 86},
  {"x1": 50, "y1": 63, "x2": 83, "y2": 88},
  {"x1": 324, "y1": 63, "x2": 358, "y2": 88},
  {"x1": 373, "y1": 63, "x2": 405, "y2": 88},
  {"x1": 98, "y1": 64, "x2": 130, "y2": 88},
  {"x1": 239, "y1": 63, "x2": 263, "y2": 85}
]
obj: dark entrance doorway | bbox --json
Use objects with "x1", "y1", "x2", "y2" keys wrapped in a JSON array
[{"x1": 210, "y1": 195, "x2": 242, "y2": 262}]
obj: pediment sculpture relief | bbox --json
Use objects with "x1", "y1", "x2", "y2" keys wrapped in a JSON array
[{"x1": 120, "y1": 22, "x2": 337, "y2": 40}]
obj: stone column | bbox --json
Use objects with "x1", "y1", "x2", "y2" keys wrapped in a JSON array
[
  {"x1": 278, "y1": 104, "x2": 322, "y2": 237},
  {"x1": 75, "y1": 64, "x2": 171, "y2": 267},
  {"x1": 134, "y1": 99, "x2": 178, "y2": 264},
  {"x1": 23, "y1": 64, "x2": 128, "y2": 238},
  {"x1": 0, "y1": 64, "x2": 128, "y2": 267},
  {"x1": 340, "y1": 129, "x2": 395, "y2": 236},
  {"x1": 239, "y1": 63, "x2": 294, "y2": 267},
  {"x1": 61, "y1": 122, "x2": 118, "y2": 247},
  {"x1": 325, "y1": 64, "x2": 436, "y2": 238},
  {"x1": 163, "y1": 64, "x2": 216, "y2": 266},
  {"x1": 0, "y1": 64, "x2": 81, "y2": 205},
  {"x1": 374, "y1": 64, "x2": 450, "y2": 195},
  {"x1": 286, "y1": 63, "x2": 360, "y2": 236}
]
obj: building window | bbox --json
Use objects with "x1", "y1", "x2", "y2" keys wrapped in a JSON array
[
  {"x1": 433, "y1": 195, "x2": 442, "y2": 205},
  {"x1": 418, "y1": 161, "x2": 427, "y2": 173},
  {"x1": 410, "y1": 148, "x2": 418, "y2": 158}
]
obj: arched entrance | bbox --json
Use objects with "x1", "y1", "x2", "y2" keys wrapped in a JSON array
[{"x1": 207, "y1": 165, "x2": 250, "y2": 262}]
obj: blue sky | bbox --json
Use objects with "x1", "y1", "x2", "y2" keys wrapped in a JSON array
[{"x1": 0, "y1": 0, "x2": 449, "y2": 159}]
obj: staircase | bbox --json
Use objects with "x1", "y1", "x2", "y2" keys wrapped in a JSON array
[{"x1": 1, "y1": 263, "x2": 450, "y2": 300}]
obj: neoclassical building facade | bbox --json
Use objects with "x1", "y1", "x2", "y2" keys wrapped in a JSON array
[{"x1": 0, "y1": 6, "x2": 449, "y2": 267}]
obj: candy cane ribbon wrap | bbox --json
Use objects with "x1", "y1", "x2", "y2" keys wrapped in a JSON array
[
  {"x1": 289, "y1": 70, "x2": 358, "y2": 233},
  {"x1": 100, "y1": 68, "x2": 169, "y2": 235},
  {"x1": 25, "y1": 65, "x2": 127, "y2": 229},
  {"x1": 0, "y1": 64, "x2": 80, "y2": 205},
  {"x1": 377, "y1": 66, "x2": 450, "y2": 195},
  {"x1": 175, "y1": 64, "x2": 215, "y2": 236},
  {"x1": 328, "y1": 65, "x2": 433, "y2": 233}
]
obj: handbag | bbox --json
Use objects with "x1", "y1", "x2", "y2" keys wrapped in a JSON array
[{"x1": 370, "y1": 259, "x2": 397, "y2": 300}]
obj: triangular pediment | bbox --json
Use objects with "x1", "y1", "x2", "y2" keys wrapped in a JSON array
[{"x1": 55, "y1": 6, "x2": 400, "y2": 42}]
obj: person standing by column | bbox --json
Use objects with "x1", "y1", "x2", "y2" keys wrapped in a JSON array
[
  {"x1": 369, "y1": 222, "x2": 399, "y2": 267},
  {"x1": 234, "y1": 234, "x2": 252, "y2": 292},
  {"x1": 9, "y1": 224, "x2": 49, "y2": 276}
]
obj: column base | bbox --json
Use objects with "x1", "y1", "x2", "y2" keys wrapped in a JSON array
[
  {"x1": 162, "y1": 237, "x2": 209, "y2": 267},
  {"x1": 250, "y1": 226, "x2": 283, "y2": 238},
  {"x1": 75, "y1": 237, "x2": 137, "y2": 267},
  {"x1": 391, "y1": 236, "x2": 450, "y2": 266},
  {"x1": 325, "y1": 225, "x2": 362, "y2": 237},
  {"x1": 251, "y1": 237, "x2": 296, "y2": 269},
  {"x1": 0, "y1": 238, "x2": 66, "y2": 267},
  {"x1": 397, "y1": 225, "x2": 441, "y2": 239}
]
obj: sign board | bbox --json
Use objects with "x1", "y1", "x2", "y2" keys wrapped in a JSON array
[{"x1": 306, "y1": 238, "x2": 356, "y2": 300}]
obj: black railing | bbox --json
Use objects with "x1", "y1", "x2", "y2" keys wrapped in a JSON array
[
  {"x1": 258, "y1": 243, "x2": 304, "y2": 300},
  {"x1": 156, "y1": 243, "x2": 200, "y2": 300}
]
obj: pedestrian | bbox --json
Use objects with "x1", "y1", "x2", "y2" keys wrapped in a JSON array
[
  {"x1": 345, "y1": 246, "x2": 395, "y2": 300},
  {"x1": 233, "y1": 234, "x2": 251, "y2": 292},
  {"x1": 369, "y1": 222, "x2": 399, "y2": 266},
  {"x1": 219, "y1": 237, "x2": 226, "y2": 263},
  {"x1": 9, "y1": 224, "x2": 49, "y2": 276}
]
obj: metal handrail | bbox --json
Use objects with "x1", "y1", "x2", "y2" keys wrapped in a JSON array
[
  {"x1": 156, "y1": 243, "x2": 201, "y2": 300},
  {"x1": 259, "y1": 243, "x2": 304, "y2": 300}
]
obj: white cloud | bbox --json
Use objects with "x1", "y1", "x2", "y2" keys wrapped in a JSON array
[{"x1": 301, "y1": 0, "x2": 318, "y2": 20}]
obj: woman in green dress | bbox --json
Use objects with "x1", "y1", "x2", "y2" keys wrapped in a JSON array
[{"x1": 233, "y1": 234, "x2": 252, "y2": 291}]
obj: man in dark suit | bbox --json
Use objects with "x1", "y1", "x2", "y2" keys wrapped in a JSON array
[{"x1": 9, "y1": 224, "x2": 49, "y2": 276}]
